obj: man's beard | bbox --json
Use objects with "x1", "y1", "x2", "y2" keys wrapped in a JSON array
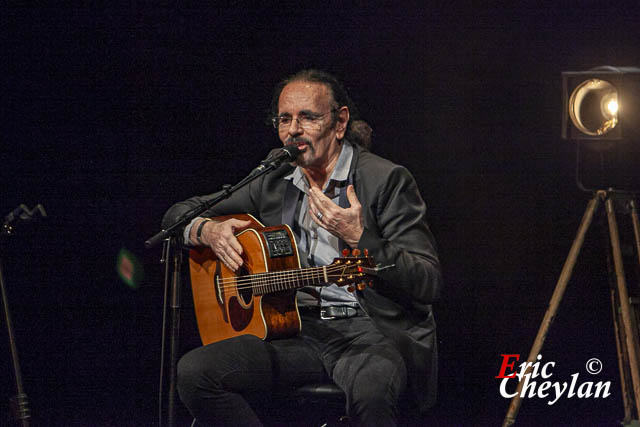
[{"x1": 285, "y1": 137, "x2": 314, "y2": 166}]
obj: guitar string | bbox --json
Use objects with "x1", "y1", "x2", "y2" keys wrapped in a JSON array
[
  {"x1": 216, "y1": 264, "x2": 357, "y2": 290},
  {"x1": 215, "y1": 263, "x2": 358, "y2": 285},
  {"x1": 215, "y1": 263, "x2": 365, "y2": 292}
]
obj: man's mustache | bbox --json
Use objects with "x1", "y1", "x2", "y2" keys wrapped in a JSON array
[{"x1": 285, "y1": 138, "x2": 312, "y2": 146}]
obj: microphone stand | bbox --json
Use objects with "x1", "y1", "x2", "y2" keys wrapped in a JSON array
[
  {"x1": 0, "y1": 260, "x2": 29, "y2": 426},
  {"x1": 1, "y1": 204, "x2": 46, "y2": 427},
  {"x1": 145, "y1": 150, "x2": 297, "y2": 427}
]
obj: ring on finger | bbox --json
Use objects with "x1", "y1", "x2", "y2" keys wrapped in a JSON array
[{"x1": 316, "y1": 211, "x2": 323, "y2": 221}]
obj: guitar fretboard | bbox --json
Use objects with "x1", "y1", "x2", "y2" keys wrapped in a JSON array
[{"x1": 247, "y1": 267, "x2": 327, "y2": 296}]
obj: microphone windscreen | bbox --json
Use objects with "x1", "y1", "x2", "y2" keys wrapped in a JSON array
[{"x1": 282, "y1": 144, "x2": 302, "y2": 161}]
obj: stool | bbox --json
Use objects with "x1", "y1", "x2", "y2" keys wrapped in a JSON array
[
  {"x1": 292, "y1": 382, "x2": 350, "y2": 426},
  {"x1": 293, "y1": 382, "x2": 345, "y2": 398},
  {"x1": 191, "y1": 382, "x2": 349, "y2": 426}
]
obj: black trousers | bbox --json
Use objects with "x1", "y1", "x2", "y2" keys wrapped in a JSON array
[{"x1": 177, "y1": 314, "x2": 407, "y2": 426}]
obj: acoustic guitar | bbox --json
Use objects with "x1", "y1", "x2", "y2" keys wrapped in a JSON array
[{"x1": 189, "y1": 214, "x2": 376, "y2": 345}]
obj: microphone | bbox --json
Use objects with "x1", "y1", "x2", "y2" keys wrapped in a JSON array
[
  {"x1": 264, "y1": 144, "x2": 302, "y2": 165},
  {"x1": 256, "y1": 144, "x2": 303, "y2": 171}
]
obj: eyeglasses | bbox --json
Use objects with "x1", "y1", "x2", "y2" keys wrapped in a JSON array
[{"x1": 272, "y1": 108, "x2": 338, "y2": 132}]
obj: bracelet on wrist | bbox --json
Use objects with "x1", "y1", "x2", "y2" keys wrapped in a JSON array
[{"x1": 196, "y1": 218, "x2": 212, "y2": 245}]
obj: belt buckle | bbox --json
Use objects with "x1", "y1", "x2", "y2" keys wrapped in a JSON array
[{"x1": 320, "y1": 309, "x2": 336, "y2": 320}]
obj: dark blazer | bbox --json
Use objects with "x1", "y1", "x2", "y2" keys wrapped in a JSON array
[{"x1": 163, "y1": 142, "x2": 443, "y2": 412}]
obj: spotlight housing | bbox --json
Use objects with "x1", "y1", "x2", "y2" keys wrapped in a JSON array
[
  {"x1": 562, "y1": 66, "x2": 640, "y2": 191},
  {"x1": 562, "y1": 66, "x2": 640, "y2": 141}
]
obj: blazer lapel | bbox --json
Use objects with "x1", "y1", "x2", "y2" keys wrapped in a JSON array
[
  {"x1": 281, "y1": 178, "x2": 299, "y2": 228},
  {"x1": 337, "y1": 143, "x2": 359, "y2": 253}
]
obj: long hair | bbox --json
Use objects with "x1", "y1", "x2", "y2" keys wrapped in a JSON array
[{"x1": 269, "y1": 69, "x2": 372, "y2": 149}]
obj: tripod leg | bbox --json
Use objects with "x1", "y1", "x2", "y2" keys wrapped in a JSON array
[
  {"x1": 606, "y1": 197, "x2": 640, "y2": 417},
  {"x1": 628, "y1": 199, "x2": 640, "y2": 403},
  {"x1": 610, "y1": 287, "x2": 633, "y2": 422},
  {"x1": 630, "y1": 200, "x2": 640, "y2": 267},
  {"x1": 502, "y1": 193, "x2": 602, "y2": 427}
]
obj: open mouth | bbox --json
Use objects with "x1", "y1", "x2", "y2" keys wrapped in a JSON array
[{"x1": 289, "y1": 140, "x2": 309, "y2": 151}]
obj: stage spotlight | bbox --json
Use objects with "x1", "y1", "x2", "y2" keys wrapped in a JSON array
[
  {"x1": 561, "y1": 66, "x2": 640, "y2": 191},
  {"x1": 503, "y1": 67, "x2": 640, "y2": 426},
  {"x1": 562, "y1": 66, "x2": 640, "y2": 141},
  {"x1": 569, "y1": 79, "x2": 618, "y2": 136}
]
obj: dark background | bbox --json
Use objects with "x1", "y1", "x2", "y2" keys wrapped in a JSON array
[{"x1": 2, "y1": 3, "x2": 640, "y2": 426}]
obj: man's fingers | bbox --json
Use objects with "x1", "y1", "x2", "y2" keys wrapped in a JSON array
[
  {"x1": 226, "y1": 248, "x2": 243, "y2": 270},
  {"x1": 224, "y1": 218, "x2": 253, "y2": 255},
  {"x1": 220, "y1": 233, "x2": 244, "y2": 270},
  {"x1": 346, "y1": 185, "x2": 361, "y2": 208},
  {"x1": 308, "y1": 195, "x2": 319, "y2": 216},
  {"x1": 309, "y1": 208, "x2": 321, "y2": 226},
  {"x1": 228, "y1": 237, "x2": 244, "y2": 256},
  {"x1": 222, "y1": 256, "x2": 238, "y2": 272},
  {"x1": 204, "y1": 218, "x2": 251, "y2": 271},
  {"x1": 309, "y1": 187, "x2": 330, "y2": 206},
  {"x1": 230, "y1": 219, "x2": 252, "y2": 233},
  {"x1": 220, "y1": 249, "x2": 242, "y2": 271},
  {"x1": 309, "y1": 187, "x2": 339, "y2": 216}
]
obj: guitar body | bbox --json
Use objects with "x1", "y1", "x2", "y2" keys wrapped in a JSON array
[{"x1": 189, "y1": 214, "x2": 303, "y2": 346}]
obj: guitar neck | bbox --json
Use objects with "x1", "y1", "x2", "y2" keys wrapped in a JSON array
[{"x1": 247, "y1": 266, "x2": 328, "y2": 296}]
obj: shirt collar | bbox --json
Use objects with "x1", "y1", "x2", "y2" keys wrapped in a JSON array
[{"x1": 284, "y1": 142, "x2": 353, "y2": 191}]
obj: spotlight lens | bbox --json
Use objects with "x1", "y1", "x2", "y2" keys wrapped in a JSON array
[{"x1": 569, "y1": 79, "x2": 619, "y2": 136}]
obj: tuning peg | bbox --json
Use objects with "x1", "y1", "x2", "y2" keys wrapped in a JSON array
[
  {"x1": 347, "y1": 285, "x2": 355, "y2": 292},
  {"x1": 352, "y1": 248, "x2": 361, "y2": 257},
  {"x1": 342, "y1": 249, "x2": 351, "y2": 257},
  {"x1": 357, "y1": 282, "x2": 366, "y2": 291},
  {"x1": 364, "y1": 248, "x2": 369, "y2": 257}
]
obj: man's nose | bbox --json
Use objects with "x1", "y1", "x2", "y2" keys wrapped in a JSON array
[{"x1": 288, "y1": 118, "x2": 303, "y2": 136}]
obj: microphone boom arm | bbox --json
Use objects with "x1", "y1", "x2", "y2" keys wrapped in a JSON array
[{"x1": 145, "y1": 145, "x2": 301, "y2": 248}]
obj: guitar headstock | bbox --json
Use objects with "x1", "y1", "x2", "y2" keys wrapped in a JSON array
[{"x1": 326, "y1": 248, "x2": 376, "y2": 292}]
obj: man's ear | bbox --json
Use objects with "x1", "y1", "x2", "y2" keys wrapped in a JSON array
[{"x1": 335, "y1": 106, "x2": 350, "y2": 139}]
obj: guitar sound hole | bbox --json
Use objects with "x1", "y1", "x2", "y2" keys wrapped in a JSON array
[{"x1": 236, "y1": 266, "x2": 253, "y2": 306}]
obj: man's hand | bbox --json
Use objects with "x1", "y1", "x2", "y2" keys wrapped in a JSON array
[
  {"x1": 307, "y1": 184, "x2": 364, "y2": 248},
  {"x1": 191, "y1": 218, "x2": 252, "y2": 271}
]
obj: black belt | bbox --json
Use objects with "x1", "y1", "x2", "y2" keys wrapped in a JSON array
[{"x1": 299, "y1": 305, "x2": 363, "y2": 320}]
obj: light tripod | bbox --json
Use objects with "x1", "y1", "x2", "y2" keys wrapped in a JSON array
[{"x1": 502, "y1": 189, "x2": 640, "y2": 426}]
